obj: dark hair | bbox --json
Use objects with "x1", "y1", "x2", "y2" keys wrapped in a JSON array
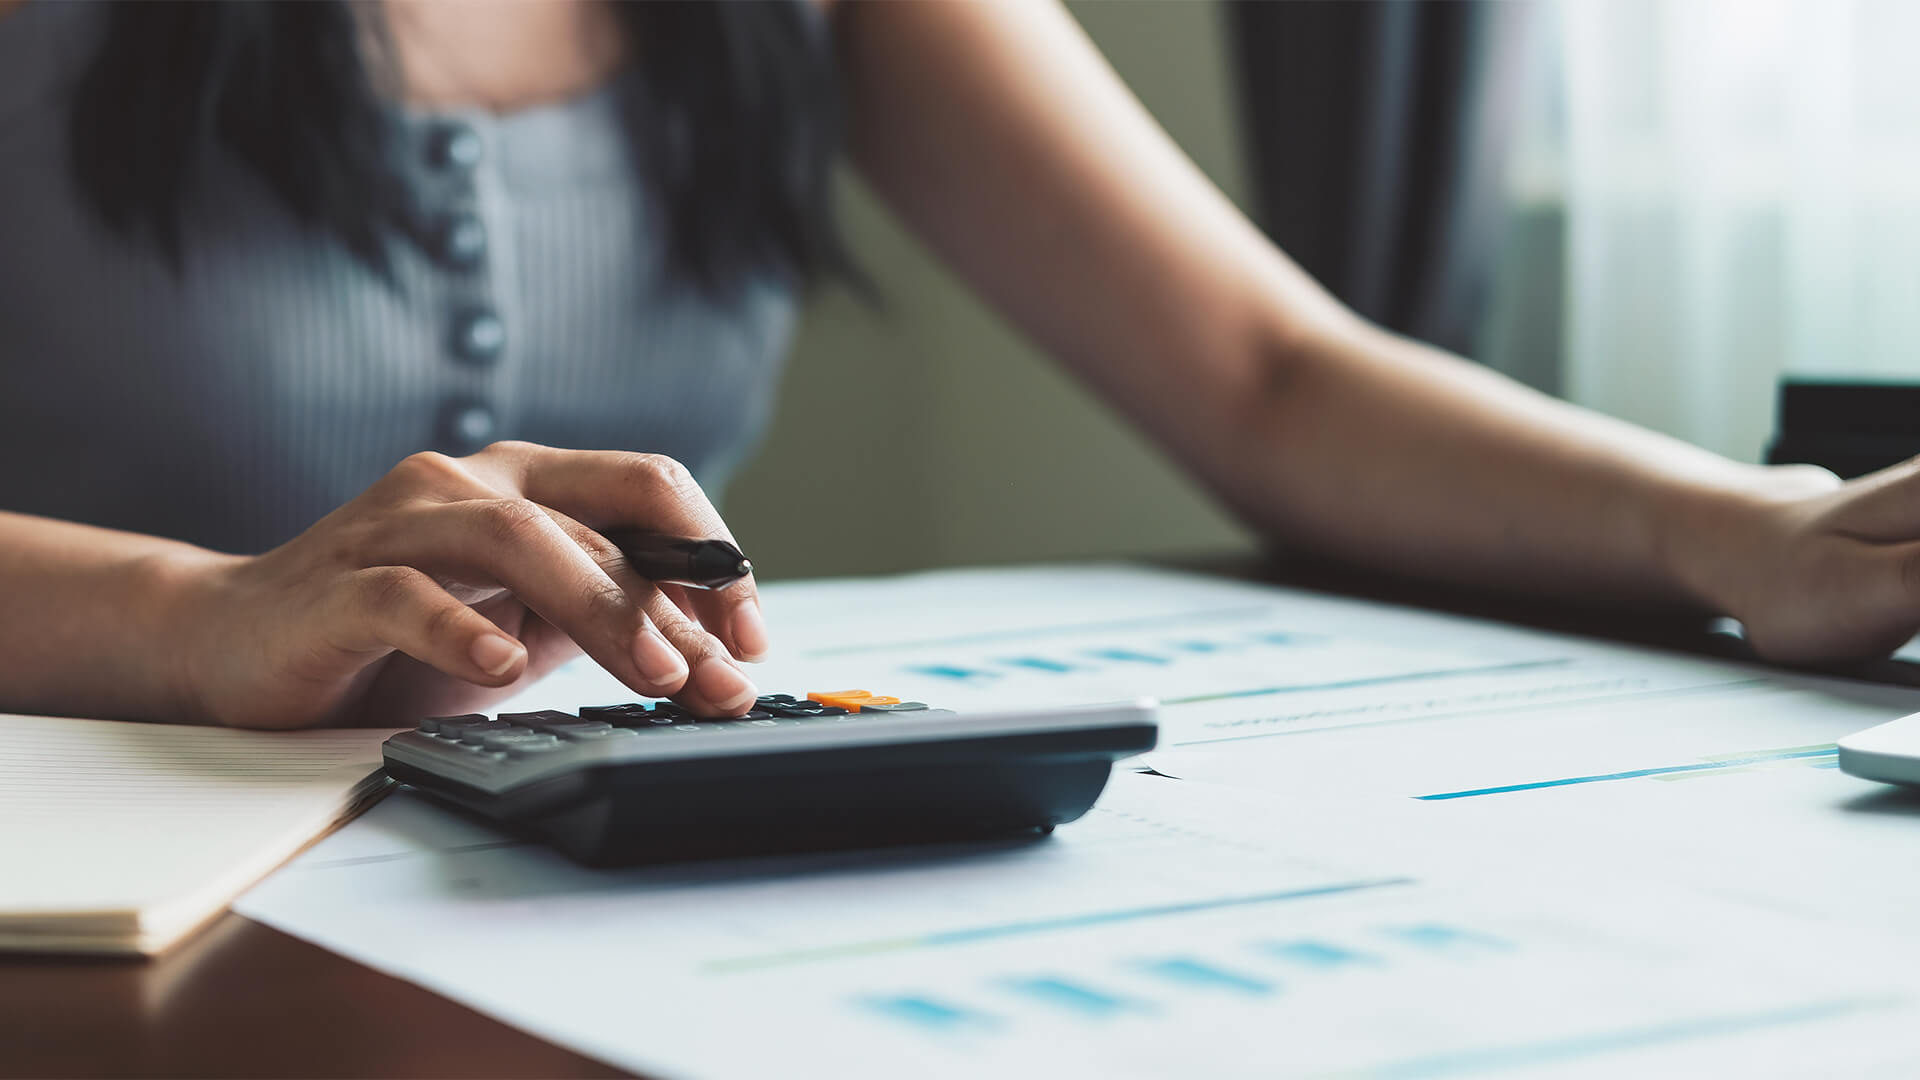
[{"x1": 68, "y1": 0, "x2": 852, "y2": 296}]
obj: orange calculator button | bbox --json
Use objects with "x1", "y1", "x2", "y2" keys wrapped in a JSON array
[{"x1": 807, "y1": 690, "x2": 903, "y2": 713}]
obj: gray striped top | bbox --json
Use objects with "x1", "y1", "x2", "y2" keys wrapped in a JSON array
[{"x1": 0, "y1": 3, "x2": 797, "y2": 555}]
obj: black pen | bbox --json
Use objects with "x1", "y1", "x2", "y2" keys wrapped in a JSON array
[{"x1": 604, "y1": 531, "x2": 753, "y2": 590}]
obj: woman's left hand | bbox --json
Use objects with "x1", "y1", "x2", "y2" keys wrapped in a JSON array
[{"x1": 1681, "y1": 458, "x2": 1920, "y2": 664}]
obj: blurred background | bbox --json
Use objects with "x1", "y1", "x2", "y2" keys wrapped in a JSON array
[{"x1": 729, "y1": 0, "x2": 1920, "y2": 581}]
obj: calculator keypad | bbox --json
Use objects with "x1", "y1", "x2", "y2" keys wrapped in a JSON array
[{"x1": 416, "y1": 693, "x2": 943, "y2": 760}]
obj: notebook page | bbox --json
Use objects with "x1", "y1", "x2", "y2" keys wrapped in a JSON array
[{"x1": 0, "y1": 715, "x2": 395, "y2": 928}]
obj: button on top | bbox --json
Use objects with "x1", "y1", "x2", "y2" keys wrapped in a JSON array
[
  {"x1": 438, "y1": 399, "x2": 497, "y2": 455},
  {"x1": 436, "y1": 213, "x2": 488, "y2": 270},
  {"x1": 427, "y1": 123, "x2": 484, "y2": 171},
  {"x1": 451, "y1": 309, "x2": 505, "y2": 364},
  {"x1": 421, "y1": 713, "x2": 485, "y2": 734}
]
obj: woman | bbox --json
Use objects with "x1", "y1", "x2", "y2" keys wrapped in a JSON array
[{"x1": 0, "y1": 0, "x2": 1913, "y2": 730}]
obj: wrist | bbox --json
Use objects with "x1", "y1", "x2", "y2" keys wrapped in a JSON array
[
  {"x1": 1654, "y1": 463, "x2": 1840, "y2": 618},
  {"x1": 120, "y1": 546, "x2": 245, "y2": 722}
]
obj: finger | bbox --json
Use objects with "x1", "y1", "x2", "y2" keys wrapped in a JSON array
[
  {"x1": 1818, "y1": 455, "x2": 1920, "y2": 541},
  {"x1": 686, "y1": 577, "x2": 768, "y2": 662},
  {"x1": 658, "y1": 583, "x2": 699, "y2": 621},
  {"x1": 481, "y1": 445, "x2": 769, "y2": 660},
  {"x1": 657, "y1": 580, "x2": 766, "y2": 663},
  {"x1": 539, "y1": 509, "x2": 758, "y2": 715},
  {"x1": 473, "y1": 596, "x2": 583, "y2": 684},
  {"x1": 537, "y1": 508, "x2": 693, "y2": 694},
  {"x1": 372, "y1": 449, "x2": 507, "y2": 508},
  {"x1": 329, "y1": 566, "x2": 527, "y2": 687},
  {"x1": 639, "y1": 589, "x2": 760, "y2": 716},
  {"x1": 358, "y1": 498, "x2": 681, "y2": 698}
]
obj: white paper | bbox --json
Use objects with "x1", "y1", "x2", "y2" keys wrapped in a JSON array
[
  {"x1": 506, "y1": 565, "x2": 1768, "y2": 746},
  {"x1": 237, "y1": 774, "x2": 1920, "y2": 1078},
  {"x1": 235, "y1": 565, "x2": 1920, "y2": 1074}
]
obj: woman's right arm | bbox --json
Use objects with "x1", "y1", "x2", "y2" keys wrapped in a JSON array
[{"x1": 0, "y1": 443, "x2": 769, "y2": 728}]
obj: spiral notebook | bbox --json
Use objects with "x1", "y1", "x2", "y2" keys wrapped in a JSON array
[{"x1": 0, "y1": 713, "x2": 395, "y2": 956}]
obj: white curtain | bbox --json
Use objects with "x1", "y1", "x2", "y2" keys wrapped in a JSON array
[{"x1": 1558, "y1": 0, "x2": 1920, "y2": 462}]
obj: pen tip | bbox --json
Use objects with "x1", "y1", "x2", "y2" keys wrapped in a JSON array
[{"x1": 738, "y1": 558, "x2": 753, "y2": 576}]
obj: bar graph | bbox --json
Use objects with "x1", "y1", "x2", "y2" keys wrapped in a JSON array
[
  {"x1": 777, "y1": 598, "x2": 1757, "y2": 750},
  {"x1": 899, "y1": 625, "x2": 1350, "y2": 686},
  {"x1": 704, "y1": 878, "x2": 1413, "y2": 974},
  {"x1": 852, "y1": 919, "x2": 1520, "y2": 1038},
  {"x1": 830, "y1": 906, "x2": 1885, "y2": 1080}
]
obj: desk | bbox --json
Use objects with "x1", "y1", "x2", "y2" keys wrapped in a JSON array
[
  {"x1": 0, "y1": 912, "x2": 626, "y2": 1078},
  {"x1": 5, "y1": 553, "x2": 1913, "y2": 1078}
]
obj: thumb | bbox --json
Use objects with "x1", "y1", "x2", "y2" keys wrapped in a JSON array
[{"x1": 1817, "y1": 456, "x2": 1920, "y2": 542}]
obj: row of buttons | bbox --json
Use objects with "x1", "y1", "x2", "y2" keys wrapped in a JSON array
[
  {"x1": 417, "y1": 694, "x2": 946, "y2": 760},
  {"x1": 422, "y1": 120, "x2": 503, "y2": 455}
]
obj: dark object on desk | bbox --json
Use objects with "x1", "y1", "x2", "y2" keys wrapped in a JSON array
[
  {"x1": 1766, "y1": 379, "x2": 1920, "y2": 480},
  {"x1": 604, "y1": 532, "x2": 751, "y2": 590},
  {"x1": 384, "y1": 695, "x2": 1158, "y2": 867}
]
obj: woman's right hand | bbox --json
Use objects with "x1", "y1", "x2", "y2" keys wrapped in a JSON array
[{"x1": 163, "y1": 442, "x2": 768, "y2": 730}]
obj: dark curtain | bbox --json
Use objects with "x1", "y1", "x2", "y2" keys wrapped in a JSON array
[{"x1": 1229, "y1": 0, "x2": 1535, "y2": 356}]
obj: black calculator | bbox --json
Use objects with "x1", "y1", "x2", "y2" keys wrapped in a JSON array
[{"x1": 383, "y1": 691, "x2": 1158, "y2": 866}]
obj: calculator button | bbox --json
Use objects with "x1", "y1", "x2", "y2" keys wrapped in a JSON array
[
  {"x1": 579, "y1": 703, "x2": 650, "y2": 719},
  {"x1": 482, "y1": 731, "x2": 563, "y2": 752},
  {"x1": 689, "y1": 708, "x2": 768, "y2": 723},
  {"x1": 415, "y1": 733, "x2": 488, "y2": 758},
  {"x1": 557, "y1": 726, "x2": 636, "y2": 742},
  {"x1": 854, "y1": 701, "x2": 930, "y2": 713},
  {"x1": 764, "y1": 702, "x2": 830, "y2": 717},
  {"x1": 420, "y1": 713, "x2": 485, "y2": 734},
  {"x1": 806, "y1": 690, "x2": 901, "y2": 711},
  {"x1": 498, "y1": 710, "x2": 578, "y2": 731},
  {"x1": 538, "y1": 720, "x2": 612, "y2": 735},
  {"x1": 434, "y1": 717, "x2": 494, "y2": 740},
  {"x1": 458, "y1": 720, "x2": 523, "y2": 745},
  {"x1": 509, "y1": 741, "x2": 568, "y2": 758}
]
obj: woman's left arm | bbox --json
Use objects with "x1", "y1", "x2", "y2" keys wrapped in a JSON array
[{"x1": 835, "y1": 0, "x2": 1920, "y2": 665}]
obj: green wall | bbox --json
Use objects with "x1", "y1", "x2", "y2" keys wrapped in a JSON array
[{"x1": 726, "y1": 1, "x2": 1258, "y2": 580}]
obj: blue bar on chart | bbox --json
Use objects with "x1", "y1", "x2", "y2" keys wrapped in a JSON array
[
  {"x1": 1137, "y1": 956, "x2": 1276, "y2": 996},
  {"x1": 1001, "y1": 976, "x2": 1149, "y2": 1017},
  {"x1": 1382, "y1": 924, "x2": 1513, "y2": 953},
  {"x1": 858, "y1": 994, "x2": 1001, "y2": 1032},
  {"x1": 1085, "y1": 648, "x2": 1172, "y2": 666},
  {"x1": 1172, "y1": 640, "x2": 1229, "y2": 654},
  {"x1": 1251, "y1": 631, "x2": 1320, "y2": 646},
  {"x1": 999, "y1": 656, "x2": 1083, "y2": 674},
  {"x1": 905, "y1": 664, "x2": 1002, "y2": 683},
  {"x1": 1261, "y1": 940, "x2": 1383, "y2": 970}
]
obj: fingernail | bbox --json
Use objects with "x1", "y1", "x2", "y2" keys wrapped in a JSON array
[
  {"x1": 693, "y1": 657, "x2": 758, "y2": 714},
  {"x1": 470, "y1": 634, "x2": 523, "y2": 677},
  {"x1": 730, "y1": 603, "x2": 770, "y2": 661},
  {"x1": 634, "y1": 629, "x2": 690, "y2": 686}
]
